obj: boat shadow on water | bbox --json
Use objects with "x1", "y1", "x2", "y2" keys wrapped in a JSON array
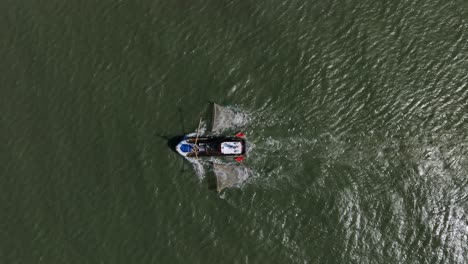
[{"x1": 167, "y1": 135, "x2": 185, "y2": 153}]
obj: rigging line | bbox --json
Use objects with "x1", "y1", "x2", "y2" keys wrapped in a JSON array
[{"x1": 194, "y1": 118, "x2": 202, "y2": 160}]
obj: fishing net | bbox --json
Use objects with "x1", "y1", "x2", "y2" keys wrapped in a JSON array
[
  {"x1": 213, "y1": 163, "x2": 250, "y2": 192},
  {"x1": 211, "y1": 103, "x2": 248, "y2": 132}
]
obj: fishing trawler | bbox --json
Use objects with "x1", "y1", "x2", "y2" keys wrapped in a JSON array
[
  {"x1": 174, "y1": 103, "x2": 249, "y2": 192},
  {"x1": 175, "y1": 103, "x2": 246, "y2": 160},
  {"x1": 176, "y1": 134, "x2": 246, "y2": 158}
]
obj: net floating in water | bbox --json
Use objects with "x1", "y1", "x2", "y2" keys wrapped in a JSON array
[
  {"x1": 212, "y1": 103, "x2": 248, "y2": 132},
  {"x1": 213, "y1": 163, "x2": 250, "y2": 192}
]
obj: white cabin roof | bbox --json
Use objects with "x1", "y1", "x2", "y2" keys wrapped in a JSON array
[{"x1": 220, "y1": 142, "x2": 243, "y2": 154}]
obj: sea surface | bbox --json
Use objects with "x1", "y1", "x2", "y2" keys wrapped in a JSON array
[{"x1": 1, "y1": 0, "x2": 468, "y2": 263}]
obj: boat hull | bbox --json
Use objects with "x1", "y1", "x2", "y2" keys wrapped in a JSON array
[{"x1": 176, "y1": 135, "x2": 246, "y2": 157}]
